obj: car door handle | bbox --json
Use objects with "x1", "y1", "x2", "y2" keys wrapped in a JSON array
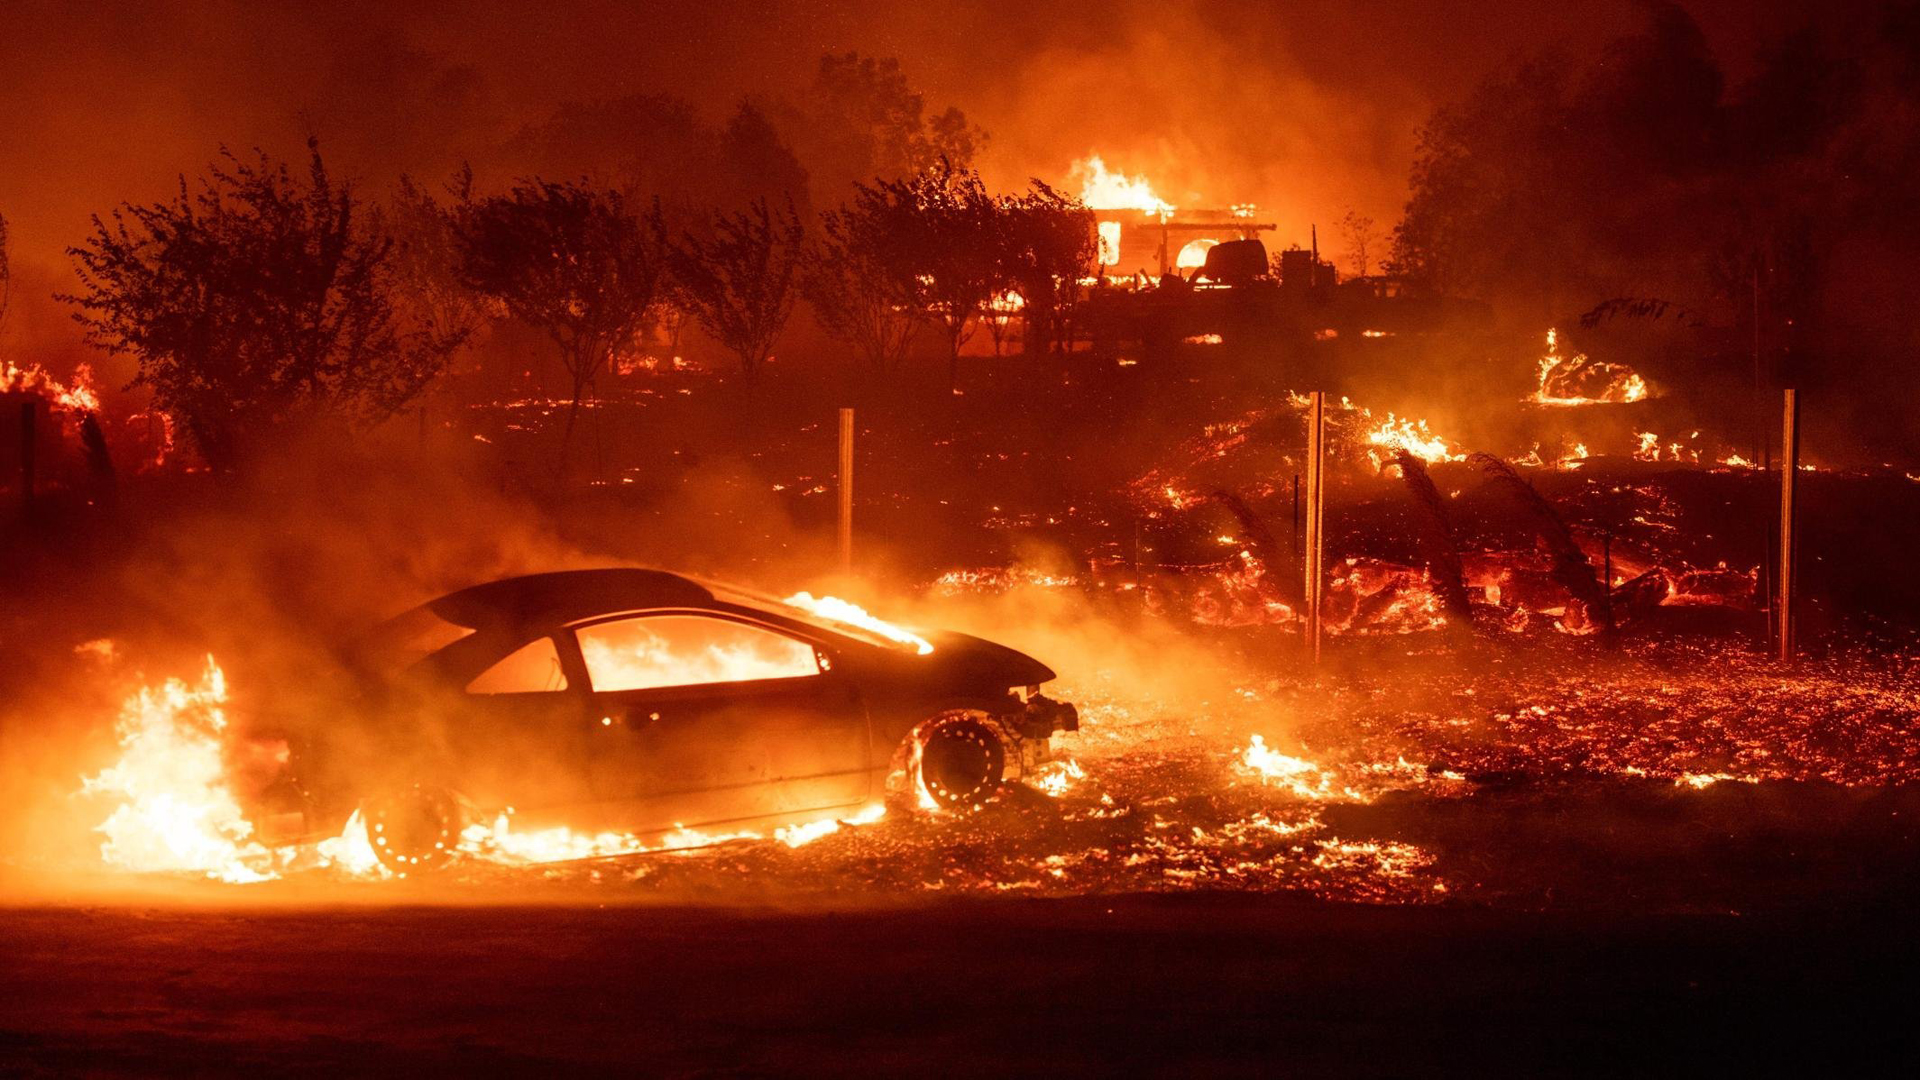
[
  {"x1": 594, "y1": 709, "x2": 653, "y2": 730},
  {"x1": 611, "y1": 707, "x2": 663, "y2": 731}
]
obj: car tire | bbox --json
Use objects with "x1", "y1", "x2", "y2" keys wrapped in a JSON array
[
  {"x1": 363, "y1": 784, "x2": 463, "y2": 874},
  {"x1": 908, "y1": 713, "x2": 1007, "y2": 811}
]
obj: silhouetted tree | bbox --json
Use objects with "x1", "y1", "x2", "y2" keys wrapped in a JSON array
[
  {"x1": 388, "y1": 167, "x2": 487, "y2": 363},
  {"x1": 802, "y1": 54, "x2": 986, "y2": 198},
  {"x1": 859, "y1": 161, "x2": 1006, "y2": 391},
  {"x1": 1388, "y1": 2, "x2": 1869, "y2": 329},
  {"x1": 718, "y1": 102, "x2": 812, "y2": 216},
  {"x1": 64, "y1": 141, "x2": 466, "y2": 467},
  {"x1": 1338, "y1": 208, "x2": 1379, "y2": 278},
  {"x1": 503, "y1": 95, "x2": 714, "y2": 214},
  {"x1": 454, "y1": 179, "x2": 666, "y2": 445},
  {"x1": 804, "y1": 198, "x2": 927, "y2": 373},
  {"x1": 998, "y1": 182, "x2": 1097, "y2": 356},
  {"x1": 668, "y1": 198, "x2": 806, "y2": 377},
  {"x1": 0, "y1": 210, "x2": 11, "y2": 341}
]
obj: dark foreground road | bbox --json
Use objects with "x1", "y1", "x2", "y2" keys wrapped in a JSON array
[{"x1": 3, "y1": 894, "x2": 1917, "y2": 1077}]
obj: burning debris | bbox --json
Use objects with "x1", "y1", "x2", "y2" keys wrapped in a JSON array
[{"x1": 1528, "y1": 328, "x2": 1650, "y2": 407}]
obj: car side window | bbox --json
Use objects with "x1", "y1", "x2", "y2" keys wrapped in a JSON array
[
  {"x1": 467, "y1": 636, "x2": 569, "y2": 694},
  {"x1": 576, "y1": 615, "x2": 819, "y2": 692}
]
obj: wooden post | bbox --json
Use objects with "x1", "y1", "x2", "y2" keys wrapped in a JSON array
[
  {"x1": 836, "y1": 407, "x2": 854, "y2": 573},
  {"x1": 19, "y1": 400, "x2": 35, "y2": 516},
  {"x1": 1777, "y1": 389, "x2": 1799, "y2": 661},
  {"x1": 1304, "y1": 392, "x2": 1326, "y2": 663}
]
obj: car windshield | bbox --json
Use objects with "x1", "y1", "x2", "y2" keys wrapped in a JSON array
[{"x1": 701, "y1": 581, "x2": 930, "y2": 653}]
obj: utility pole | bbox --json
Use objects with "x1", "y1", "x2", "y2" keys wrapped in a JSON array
[
  {"x1": 1304, "y1": 392, "x2": 1326, "y2": 663},
  {"x1": 836, "y1": 407, "x2": 854, "y2": 574},
  {"x1": 1777, "y1": 389, "x2": 1799, "y2": 661}
]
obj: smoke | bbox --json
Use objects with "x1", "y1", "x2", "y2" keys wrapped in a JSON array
[{"x1": 2, "y1": 0, "x2": 1857, "y2": 373}]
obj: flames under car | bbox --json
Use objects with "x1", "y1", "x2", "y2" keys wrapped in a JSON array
[{"x1": 257, "y1": 568, "x2": 1078, "y2": 871}]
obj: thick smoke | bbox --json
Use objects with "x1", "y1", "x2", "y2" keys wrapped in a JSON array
[{"x1": 3, "y1": 0, "x2": 1870, "y2": 372}]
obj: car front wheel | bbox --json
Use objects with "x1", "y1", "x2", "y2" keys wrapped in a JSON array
[
  {"x1": 906, "y1": 713, "x2": 1007, "y2": 811},
  {"x1": 363, "y1": 784, "x2": 463, "y2": 874}
]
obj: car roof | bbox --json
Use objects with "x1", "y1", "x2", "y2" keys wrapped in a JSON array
[{"x1": 424, "y1": 568, "x2": 716, "y2": 631}]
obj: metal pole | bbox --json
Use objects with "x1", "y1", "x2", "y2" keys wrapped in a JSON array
[
  {"x1": 1777, "y1": 389, "x2": 1798, "y2": 661},
  {"x1": 1304, "y1": 392, "x2": 1325, "y2": 663},
  {"x1": 836, "y1": 407, "x2": 854, "y2": 574}
]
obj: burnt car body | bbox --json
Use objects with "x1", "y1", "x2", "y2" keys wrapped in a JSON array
[{"x1": 272, "y1": 569, "x2": 1076, "y2": 869}]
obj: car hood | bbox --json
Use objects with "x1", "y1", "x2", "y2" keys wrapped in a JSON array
[{"x1": 916, "y1": 630, "x2": 1057, "y2": 688}]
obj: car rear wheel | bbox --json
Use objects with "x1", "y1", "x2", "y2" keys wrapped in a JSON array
[
  {"x1": 363, "y1": 785, "x2": 463, "y2": 874},
  {"x1": 912, "y1": 715, "x2": 1006, "y2": 810}
]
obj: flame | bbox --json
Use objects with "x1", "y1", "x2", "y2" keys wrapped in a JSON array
[
  {"x1": 2, "y1": 359, "x2": 101, "y2": 414},
  {"x1": 1031, "y1": 759, "x2": 1086, "y2": 797},
  {"x1": 1364, "y1": 412, "x2": 1464, "y2": 465},
  {"x1": 1072, "y1": 155, "x2": 1174, "y2": 215},
  {"x1": 783, "y1": 592, "x2": 934, "y2": 654},
  {"x1": 80, "y1": 657, "x2": 278, "y2": 883},
  {"x1": 1096, "y1": 221, "x2": 1122, "y2": 266},
  {"x1": 776, "y1": 802, "x2": 887, "y2": 847},
  {"x1": 578, "y1": 617, "x2": 820, "y2": 690},
  {"x1": 1529, "y1": 329, "x2": 1650, "y2": 406},
  {"x1": 316, "y1": 810, "x2": 384, "y2": 876},
  {"x1": 1238, "y1": 735, "x2": 1365, "y2": 801}
]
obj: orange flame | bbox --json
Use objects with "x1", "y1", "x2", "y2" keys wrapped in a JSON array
[
  {"x1": 80, "y1": 657, "x2": 278, "y2": 883},
  {"x1": 782, "y1": 592, "x2": 933, "y2": 655},
  {"x1": 1071, "y1": 155, "x2": 1174, "y2": 215},
  {"x1": 2, "y1": 359, "x2": 100, "y2": 414},
  {"x1": 1529, "y1": 329, "x2": 1650, "y2": 406}
]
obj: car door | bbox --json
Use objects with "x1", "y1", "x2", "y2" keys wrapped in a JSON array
[
  {"x1": 575, "y1": 612, "x2": 870, "y2": 832},
  {"x1": 447, "y1": 633, "x2": 595, "y2": 817}
]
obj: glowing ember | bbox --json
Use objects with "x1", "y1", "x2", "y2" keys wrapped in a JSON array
[
  {"x1": 1529, "y1": 328, "x2": 1650, "y2": 406},
  {"x1": 80, "y1": 657, "x2": 277, "y2": 883},
  {"x1": 782, "y1": 592, "x2": 933, "y2": 655}
]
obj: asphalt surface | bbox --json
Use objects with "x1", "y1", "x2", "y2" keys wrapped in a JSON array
[{"x1": 3, "y1": 893, "x2": 1916, "y2": 1077}]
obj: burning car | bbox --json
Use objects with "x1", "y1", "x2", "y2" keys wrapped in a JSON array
[{"x1": 262, "y1": 568, "x2": 1077, "y2": 872}]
